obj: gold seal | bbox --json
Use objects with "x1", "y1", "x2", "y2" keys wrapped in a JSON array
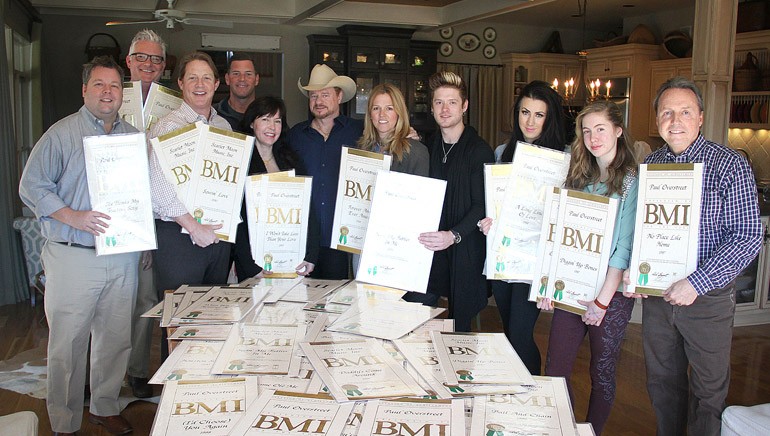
[
  {"x1": 554, "y1": 280, "x2": 565, "y2": 291},
  {"x1": 639, "y1": 262, "x2": 651, "y2": 274}
]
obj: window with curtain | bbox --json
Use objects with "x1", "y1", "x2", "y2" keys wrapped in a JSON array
[{"x1": 6, "y1": 26, "x2": 32, "y2": 186}]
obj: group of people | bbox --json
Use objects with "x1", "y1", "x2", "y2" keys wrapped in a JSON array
[{"x1": 18, "y1": 27, "x2": 763, "y2": 436}]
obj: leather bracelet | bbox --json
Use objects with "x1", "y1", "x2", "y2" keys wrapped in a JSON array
[{"x1": 594, "y1": 298, "x2": 609, "y2": 310}]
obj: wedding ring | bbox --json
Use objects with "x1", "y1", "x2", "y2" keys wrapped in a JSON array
[{"x1": 476, "y1": 220, "x2": 482, "y2": 228}]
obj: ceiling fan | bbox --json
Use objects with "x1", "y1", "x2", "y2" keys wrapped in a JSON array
[{"x1": 106, "y1": 0, "x2": 233, "y2": 29}]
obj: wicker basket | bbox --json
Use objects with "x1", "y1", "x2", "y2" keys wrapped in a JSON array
[{"x1": 735, "y1": 52, "x2": 762, "y2": 92}]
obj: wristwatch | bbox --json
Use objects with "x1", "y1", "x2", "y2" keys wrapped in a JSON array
[{"x1": 450, "y1": 230, "x2": 462, "y2": 245}]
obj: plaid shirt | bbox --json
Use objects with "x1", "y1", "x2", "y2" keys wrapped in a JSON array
[
  {"x1": 644, "y1": 135, "x2": 763, "y2": 295},
  {"x1": 148, "y1": 102, "x2": 231, "y2": 220}
]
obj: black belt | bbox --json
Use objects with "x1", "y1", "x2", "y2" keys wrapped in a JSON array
[{"x1": 54, "y1": 241, "x2": 95, "y2": 249}]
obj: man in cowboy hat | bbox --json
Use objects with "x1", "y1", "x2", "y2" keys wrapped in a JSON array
[{"x1": 288, "y1": 64, "x2": 361, "y2": 279}]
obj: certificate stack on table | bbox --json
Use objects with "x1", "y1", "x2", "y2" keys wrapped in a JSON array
[
  {"x1": 245, "y1": 172, "x2": 313, "y2": 278},
  {"x1": 485, "y1": 142, "x2": 570, "y2": 281},
  {"x1": 469, "y1": 376, "x2": 579, "y2": 436},
  {"x1": 151, "y1": 121, "x2": 255, "y2": 242},
  {"x1": 171, "y1": 286, "x2": 268, "y2": 325},
  {"x1": 356, "y1": 171, "x2": 447, "y2": 293},
  {"x1": 531, "y1": 188, "x2": 619, "y2": 315},
  {"x1": 358, "y1": 398, "x2": 466, "y2": 436},
  {"x1": 149, "y1": 340, "x2": 229, "y2": 384},
  {"x1": 210, "y1": 323, "x2": 305, "y2": 376},
  {"x1": 330, "y1": 147, "x2": 392, "y2": 253},
  {"x1": 83, "y1": 132, "x2": 157, "y2": 256},
  {"x1": 628, "y1": 163, "x2": 703, "y2": 296}
]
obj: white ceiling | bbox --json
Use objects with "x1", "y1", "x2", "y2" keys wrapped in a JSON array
[{"x1": 30, "y1": 0, "x2": 695, "y2": 32}]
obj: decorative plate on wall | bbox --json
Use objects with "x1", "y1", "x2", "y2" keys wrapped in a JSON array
[
  {"x1": 457, "y1": 33, "x2": 481, "y2": 52},
  {"x1": 440, "y1": 42, "x2": 453, "y2": 57},
  {"x1": 483, "y1": 45, "x2": 497, "y2": 59},
  {"x1": 440, "y1": 27, "x2": 454, "y2": 39},
  {"x1": 483, "y1": 27, "x2": 497, "y2": 42}
]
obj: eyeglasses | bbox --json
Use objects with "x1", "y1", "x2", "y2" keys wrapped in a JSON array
[{"x1": 130, "y1": 52, "x2": 165, "y2": 65}]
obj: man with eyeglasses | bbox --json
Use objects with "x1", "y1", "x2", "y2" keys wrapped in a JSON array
[
  {"x1": 123, "y1": 28, "x2": 166, "y2": 399},
  {"x1": 126, "y1": 29, "x2": 166, "y2": 103},
  {"x1": 213, "y1": 52, "x2": 259, "y2": 130}
]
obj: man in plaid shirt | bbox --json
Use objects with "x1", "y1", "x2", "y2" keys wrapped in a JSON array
[{"x1": 640, "y1": 77, "x2": 762, "y2": 436}]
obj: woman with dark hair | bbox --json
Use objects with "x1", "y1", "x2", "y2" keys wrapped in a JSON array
[
  {"x1": 417, "y1": 71, "x2": 495, "y2": 332},
  {"x1": 539, "y1": 100, "x2": 638, "y2": 435},
  {"x1": 479, "y1": 80, "x2": 567, "y2": 375},
  {"x1": 232, "y1": 96, "x2": 319, "y2": 280}
]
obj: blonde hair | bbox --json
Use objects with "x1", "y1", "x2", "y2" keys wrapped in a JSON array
[
  {"x1": 565, "y1": 100, "x2": 636, "y2": 197},
  {"x1": 429, "y1": 71, "x2": 467, "y2": 102},
  {"x1": 357, "y1": 83, "x2": 412, "y2": 162}
]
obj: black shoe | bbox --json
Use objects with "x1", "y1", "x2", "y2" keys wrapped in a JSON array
[{"x1": 128, "y1": 376, "x2": 153, "y2": 398}]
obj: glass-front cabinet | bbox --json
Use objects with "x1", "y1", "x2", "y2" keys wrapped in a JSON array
[{"x1": 735, "y1": 216, "x2": 770, "y2": 326}]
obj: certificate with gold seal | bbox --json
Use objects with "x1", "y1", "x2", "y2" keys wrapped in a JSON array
[
  {"x1": 228, "y1": 390, "x2": 354, "y2": 436},
  {"x1": 330, "y1": 147, "x2": 392, "y2": 254},
  {"x1": 83, "y1": 132, "x2": 157, "y2": 255},
  {"x1": 211, "y1": 324, "x2": 305, "y2": 376},
  {"x1": 486, "y1": 142, "x2": 570, "y2": 281},
  {"x1": 357, "y1": 171, "x2": 446, "y2": 293},
  {"x1": 184, "y1": 125, "x2": 255, "y2": 242},
  {"x1": 144, "y1": 82, "x2": 182, "y2": 132},
  {"x1": 149, "y1": 340, "x2": 228, "y2": 384},
  {"x1": 300, "y1": 339, "x2": 427, "y2": 402},
  {"x1": 469, "y1": 376, "x2": 578, "y2": 436},
  {"x1": 120, "y1": 81, "x2": 144, "y2": 131},
  {"x1": 358, "y1": 398, "x2": 465, "y2": 436},
  {"x1": 245, "y1": 174, "x2": 313, "y2": 277},
  {"x1": 431, "y1": 331, "x2": 535, "y2": 387},
  {"x1": 628, "y1": 163, "x2": 702, "y2": 296},
  {"x1": 529, "y1": 187, "x2": 562, "y2": 303},
  {"x1": 150, "y1": 377, "x2": 258, "y2": 436},
  {"x1": 545, "y1": 190, "x2": 618, "y2": 314},
  {"x1": 483, "y1": 163, "x2": 513, "y2": 277}
]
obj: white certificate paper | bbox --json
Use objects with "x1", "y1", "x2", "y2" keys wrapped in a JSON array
[
  {"x1": 185, "y1": 125, "x2": 254, "y2": 242},
  {"x1": 120, "y1": 81, "x2": 144, "y2": 131},
  {"x1": 547, "y1": 190, "x2": 618, "y2": 314},
  {"x1": 469, "y1": 377, "x2": 578, "y2": 436},
  {"x1": 330, "y1": 147, "x2": 392, "y2": 254},
  {"x1": 83, "y1": 132, "x2": 157, "y2": 255},
  {"x1": 487, "y1": 142, "x2": 570, "y2": 282},
  {"x1": 211, "y1": 324, "x2": 305, "y2": 376},
  {"x1": 628, "y1": 163, "x2": 703, "y2": 296},
  {"x1": 228, "y1": 390, "x2": 354, "y2": 436},
  {"x1": 150, "y1": 378, "x2": 258, "y2": 436},
  {"x1": 150, "y1": 122, "x2": 203, "y2": 204},
  {"x1": 483, "y1": 163, "x2": 513, "y2": 277},
  {"x1": 144, "y1": 82, "x2": 182, "y2": 132},
  {"x1": 431, "y1": 331, "x2": 535, "y2": 386},
  {"x1": 357, "y1": 171, "x2": 446, "y2": 293},
  {"x1": 300, "y1": 339, "x2": 427, "y2": 402},
  {"x1": 530, "y1": 187, "x2": 562, "y2": 303},
  {"x1": 149, "y1": 341, "x2": 227, "y2": 384},
  {"x1": 245, "y1": 174, "x2": 313, "y2": 276},
  {"x1": 358, "y1": 398, "x2": 465, "y2": 436}
]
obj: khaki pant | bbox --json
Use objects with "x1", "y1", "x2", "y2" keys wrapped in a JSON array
[
  {"x1": 42, "y1": 241, "x2": 139, "y2": 433},
  {"x1": 643, "y1": 283, "x2": 735, "y2": 436},
  {"x1": 128, "y1": 258, "x2": 156, "y2": 378}
]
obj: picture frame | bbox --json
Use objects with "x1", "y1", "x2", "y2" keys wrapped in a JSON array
[
  {"x1": 483, "y1": 45, "x2": 497, "y2": 59},
  {"x1": 440, "y1": 27, "x2": 454, "y2": 39},
  {"x1": 457, "y1": 33, "x2": 481, "y2": 52},
  {"x1": 440, "y1": 42, "x2": 453, "y2": 57},
  {"x1": 483, "y1": 27, "x2": 497, "y2": 42}
]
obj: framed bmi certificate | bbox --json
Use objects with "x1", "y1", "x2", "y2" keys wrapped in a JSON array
[
  {"x1": 120, "y1": 81, "x2": 144, "y2": 131},
  {"x1": 150, "y1": 122, "x2": 203, "y2": 204},
  {"x1": 83, "y1": 132, "x2": 157, "y2": 256},
  {"x1": 628, "y1": 163, "x2": 703, "y2": 296},
  {"x1": 546, "y1": 190, "x2": 619, "y2": 314},
  {"x1": 330, "y1": 147, "x2": 392, "y2": 254},
  {"x1": 144, "y1": 82, "x2": 182, "y2": 132},
  {"x1": 529, "y1": 187, "x2": 561, "y2": 303}
]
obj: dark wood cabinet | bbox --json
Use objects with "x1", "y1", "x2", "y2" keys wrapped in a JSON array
[{"x1": 307, "y1": 26, "x2": 440, "y2": 137}]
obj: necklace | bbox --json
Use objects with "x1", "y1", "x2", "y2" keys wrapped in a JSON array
[
  {"x1": 441, "y1": 140, "x2": 456, "y2": 163},
  {"x1": 261, "y1": 154, "x2": 275, "y2": 163}
]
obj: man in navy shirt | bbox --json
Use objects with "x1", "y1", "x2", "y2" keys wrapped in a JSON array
[{"x1": 288, "y1": 64, "x2": 362, "y2": 279}]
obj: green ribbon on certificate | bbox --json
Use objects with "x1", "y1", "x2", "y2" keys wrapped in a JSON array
[
  {"x1": 339, "y1": 233, "x2": 347, "y2": 244},
  {"x1": 487, "y1": 430, "x2": 503, "y2": 436},
  {"x1": 346, "y1": 388, "x2": 362, "y2": 396},
  {"x1": 182, "y1": 330, "x2": 196, "y2": 337},
  {"x1": 553, "y1": 289, "x2": 563, "y2": 300},
  {"x1": 500, "y1": 236, "x2": 511, "y2": 247},
  {"x1": 228, "y1": 362, "x2": 243, "y2": 371},
  {"x1": 539, "y1": 284, "x2": 546, "y2": 296},
  {"x1": 447, "y1": 385, "x2": 465, "y2": 393},
  {"x1": 167, "y1": 373, "x2": 182, "y2": 381},
  {"x1": 638, "y1": 273, "x2": 648, "y2": 285},
  {"x1": 496, "y1": 261, "x2": 504, "y2": 272}
]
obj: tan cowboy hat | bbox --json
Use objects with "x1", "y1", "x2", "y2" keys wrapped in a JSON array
[{"x1": 297, "y1": 64, "x2": 357, "y2": 103}]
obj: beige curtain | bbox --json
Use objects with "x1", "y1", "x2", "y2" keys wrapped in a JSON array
[{"x1": 438, "y1": 62, "x2": 504, "y2": 148}]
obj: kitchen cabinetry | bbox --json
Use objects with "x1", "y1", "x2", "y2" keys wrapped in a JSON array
[
  {"x1": 729, "y1": 30, "x2": 770, "y2": 129},
  {"x1": 648, "y1": 58, "x2": 693, "y2": 137},
  {"x1": 307, "y1": 26, "x2": 439, "y2": 137},
  {"x1": 585, "y1": 44, "x2": 659, "y2": 143},
  {"x1": 735, "y1": 216, "x2": 770, "y2": 326},
  {"x1": 500, "y1": 52, "x2": 581, "y2": 130}
]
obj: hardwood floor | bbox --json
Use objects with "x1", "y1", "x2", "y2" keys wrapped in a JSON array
[{"x1": 1, "y1": 300, "x2": 769, "y2": 435}]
